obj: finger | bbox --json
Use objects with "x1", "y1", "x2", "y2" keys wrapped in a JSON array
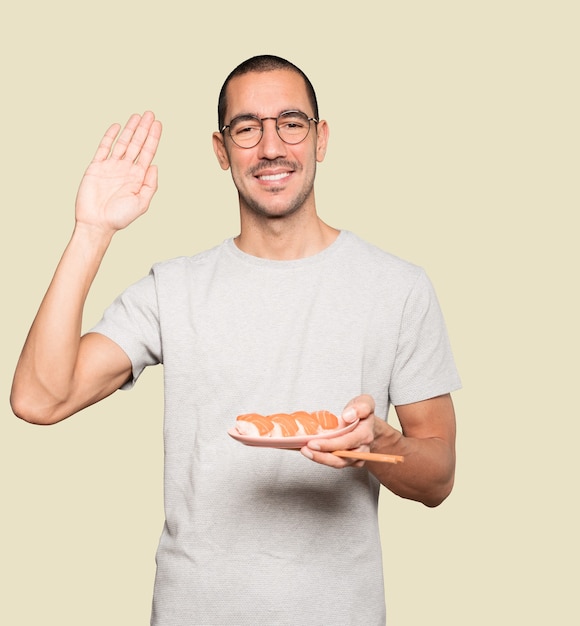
[
  {"x1": 342, "y1": 394, "x2": 375, "y2": 423},
  {"x1": 110, "y1": 113, "x2": 143, "y2": 160},
  {"x1": 123, "y1": 111, "x2": 158, "y2": 163},
  {"x1": 307, "y1": 417, "x2": 373, "y2": 454},
  {"x1": 92, "y1": 123, "x2": 121, "y2": 162},
  {"x1": 300, "y1": 446, "x2": 364, "y2": 469},
  {"x1": 137, "y1": 165, "x2": 159, "y2": 210},
  {"x1": 309, "y1": 434, "x2": 369, "y2": 454},
  {"x1": 134, "y1": 119, "x2": 162, "y2": 170}
]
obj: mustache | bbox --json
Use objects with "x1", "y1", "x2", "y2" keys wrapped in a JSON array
[{"x1": 248, "y1": 159, "x2": 301, "y2": 176}]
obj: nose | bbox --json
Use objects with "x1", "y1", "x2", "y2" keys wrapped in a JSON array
[{"x1": 257, "y1": 118, "x2": 287, "y2": 160}]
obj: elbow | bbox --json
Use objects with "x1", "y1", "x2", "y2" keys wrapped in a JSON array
[
  {"x1": 422, "y1": 447, "x2": 456, "y2": 507},
  {"x1": 422, "y1": 492, "x2": 450, "y2": 508},
  {"x1": 10, "y1": 388, "x2": 67, "y2": 426},
  {"x1": 422, "y1": 476, "x2": 455, "y2": 508}
]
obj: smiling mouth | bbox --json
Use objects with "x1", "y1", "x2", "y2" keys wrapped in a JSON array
[{"x1": 256, "y1": 172, "x2": 291, "y2": 182}]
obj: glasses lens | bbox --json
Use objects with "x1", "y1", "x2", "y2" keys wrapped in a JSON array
[
  {"x1": 229, "y1": 116, "x2": 263, "y2": 148},
  {"x1": 277, "y1": 111, "x2": 311, "y2": 144}
]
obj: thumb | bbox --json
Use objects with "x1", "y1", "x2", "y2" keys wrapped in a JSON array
[
  {"x1": 342, "y1": 394, "x2": 376, "y2": 423},
  {"x1": 140, "y1": 165, "x2": 159, "y2": 204}
]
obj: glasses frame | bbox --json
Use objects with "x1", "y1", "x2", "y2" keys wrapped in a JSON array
[{"x1": 221, "y1": 110, "x2": 319, "y2": 149}]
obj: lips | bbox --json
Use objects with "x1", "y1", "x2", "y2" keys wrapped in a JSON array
[
  {"x1": 249, "y1": 159, "x2": 300, "y2": 183},
  {"x1": 256, "y1": 171, "x2": 291, "y2": 182}
]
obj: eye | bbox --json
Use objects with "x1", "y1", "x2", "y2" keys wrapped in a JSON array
[
  {"x1": 234, "y1": 124, "x2": 260, "y2": 137},
  {"x1": 230, "y1": 116, "x2": 261, "y2": 137},
  {"x1": 278, "y1": 112, "x2": 308, "y2": 133},
  {"x1": 282, "y1": 121, "x2": 304, "y2": 129}
]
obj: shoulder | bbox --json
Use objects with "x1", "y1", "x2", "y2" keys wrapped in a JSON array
[
  {"x1": 338, "y1": 231, "x2": 426, "y2": 289},
  {"x1": 150, "y1": 239, "x2": 231, "y2": 278},
  {"x1": 341, "y1": 231, "x2": 420, "y2": 270}
]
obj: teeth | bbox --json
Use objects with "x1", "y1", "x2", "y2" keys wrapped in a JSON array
[{"x1": 258, "y1": 172, "x2": 290, "y2": 181}]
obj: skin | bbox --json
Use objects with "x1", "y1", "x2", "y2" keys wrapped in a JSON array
[{"x1": 11, "y1": 70, "x2": 456, "y2": 507}]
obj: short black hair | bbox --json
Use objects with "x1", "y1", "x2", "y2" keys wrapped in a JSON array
[{"x1": 217, "y1": 55, "x2": 319, "y2": 130}]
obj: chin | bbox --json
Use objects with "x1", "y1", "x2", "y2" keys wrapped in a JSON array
[
  {"x1": 242, "y1": 191, "x2": 313, "y2": 220},
  {"x1": 250, "y1": 203, "x2": 303, "y2": 220}
]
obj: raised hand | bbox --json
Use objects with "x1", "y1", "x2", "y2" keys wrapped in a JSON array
[{"x1": 75, "y1": 111, "x2": 162, "y2": 233}]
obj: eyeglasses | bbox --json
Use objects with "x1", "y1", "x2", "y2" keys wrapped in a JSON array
[{"x1": 221, "y1": 110, "x2": 318, "y2": 149}]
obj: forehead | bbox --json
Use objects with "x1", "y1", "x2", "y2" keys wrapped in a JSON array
[{"x1": 225, "y1": 69, "x2": 312, "y2": 120}]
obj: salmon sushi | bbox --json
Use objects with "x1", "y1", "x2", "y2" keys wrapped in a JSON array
[
  {"x1": 311, "y1": 410, "x2": 339, "y2": 430},
  {"x1": 236, "y1": 413, "x2": 273, "y2": 436},
  {"x1": 269, "y1": 413, "x2": 300, "y2": 437},
  {"x1": 292, "y1": 411, "x2": 320, "y2": 435},
  {"x1": 235, "y1": 409, "x2": 340, "y2": 438}
]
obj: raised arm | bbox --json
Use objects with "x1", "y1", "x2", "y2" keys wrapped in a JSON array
[{"x1": 11, "y1": 112, "x2": 162, "y2": 425}]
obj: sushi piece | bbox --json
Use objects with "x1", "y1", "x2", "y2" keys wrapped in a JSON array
[
  {"x1": 311, "y1": 410, "x2": 339, "y2": 430},
  {"x1": 269, "y1": 413, "x2": 300, "y2": 437},
  {"x1": 235, "y1": 413, "x2": 273, "y2": 436},
  {"x1": 291, "y1": 411, "x2": 320, "y2": 435}
]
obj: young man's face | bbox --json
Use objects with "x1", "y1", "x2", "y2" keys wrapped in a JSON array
[{"x1": 213, "y1": 69, "x2": 328, "y2": 220}]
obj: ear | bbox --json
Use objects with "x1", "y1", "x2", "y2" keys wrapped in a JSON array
[
  {"x1": 212, "y1": 131, "x2": 231, "y2": 170},
  {"x1": 315, "y1": 120, "x2": 329, "y2": 163}
]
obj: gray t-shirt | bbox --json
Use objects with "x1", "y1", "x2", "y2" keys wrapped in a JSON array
[{"x1": 92, "y1": 231, "x2": 461, "y2": 625}]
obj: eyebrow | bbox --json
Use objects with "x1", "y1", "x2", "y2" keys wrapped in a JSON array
[
  {"x1": 227, "y1": 109, "x2": 310, "y2": 123},
  {"x1": 229, "y1": 113, "x2": 260, "y2": 122}
]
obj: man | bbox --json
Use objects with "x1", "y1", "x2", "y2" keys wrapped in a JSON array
[{"x1": 11, "y1": 55, "x2": 461, "y2": 625}]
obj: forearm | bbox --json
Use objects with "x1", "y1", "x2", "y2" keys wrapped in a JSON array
[
  {"x1": 11, "y1": 223, "x2": 113, "y2": 422},
  {"x1": 368, "y1": 417, "x2": 455, "y2": 507}
]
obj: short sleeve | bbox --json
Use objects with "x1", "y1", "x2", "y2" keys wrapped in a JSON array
[
  {"x1": 389, "y1": 270, "x2": 461, "y2": 405},
  {"x1": 89, "y1": 271, "x2": 162, "y2": 389}
]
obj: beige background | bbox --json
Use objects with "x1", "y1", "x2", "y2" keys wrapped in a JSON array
[{"x1": 1, "y1": 1, "x2": 578, "y2": 624}]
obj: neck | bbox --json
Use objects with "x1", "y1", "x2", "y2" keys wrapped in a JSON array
[{"x1": 235, "y1": 209, "x2": 339, "y2": 260}]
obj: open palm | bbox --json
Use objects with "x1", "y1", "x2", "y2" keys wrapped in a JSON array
[{"x1": 75, "y1": 112, "x2": 162, "y2": 233}]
